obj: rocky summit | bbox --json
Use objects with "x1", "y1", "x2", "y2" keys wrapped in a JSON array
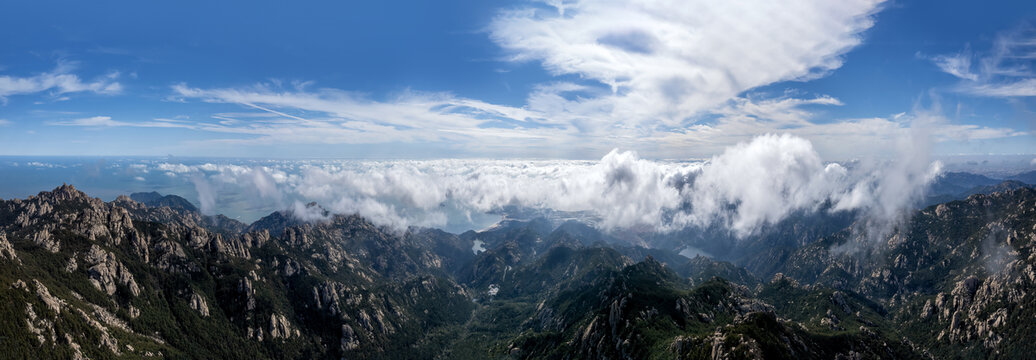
[{"x1": 1, "y1": 184, "x2": 1035, "y2": 359}]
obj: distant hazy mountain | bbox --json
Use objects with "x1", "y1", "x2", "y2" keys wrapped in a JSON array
[
  {"x1": 129, "y1": 191, "x2": 199, "y2": 212},
  {"x1": 0, "y1": 182, "x2": 1033, "y2": 359},
  {"x1": 924, "y1": 170, "x2": 1036, "y2": 206},
  {"x1": 930, "y1": 171, "x2": 1001, "y2": 195},
  {"x1": 1006, "y1": 170, "x2": 1036, "y2": 185}
]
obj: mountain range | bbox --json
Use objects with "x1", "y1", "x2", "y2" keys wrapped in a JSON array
[{"x1": 0, "y1": 172, "x2": 1034, "y2": 359}]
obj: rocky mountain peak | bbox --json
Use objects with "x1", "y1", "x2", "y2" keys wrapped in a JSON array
[
  {"x1": 0, "y1": 183, "x2": 1033, "y2": 359},
  {"x1": 39, "y1": 183, "x2": 89, "y2": 202}
]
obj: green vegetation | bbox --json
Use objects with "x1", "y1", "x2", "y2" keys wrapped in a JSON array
[{"x1": 1, "y1": 185, "x2": 1035, "y2": 359}]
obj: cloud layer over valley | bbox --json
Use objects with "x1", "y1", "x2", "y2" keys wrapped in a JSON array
[{"x1": 138, "y1": 134, "x2": 943, "y2": 242}]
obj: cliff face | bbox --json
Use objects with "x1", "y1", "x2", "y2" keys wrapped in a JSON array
[
  {"x1": 776, "y1": 188, "x2": 1036, "y2": 358},
  {"x1": 0, "y1": 184, "x2": 1033, "y2": 359},
  {"x1": 0, "y1": 185, "x2": 474, "y2": 359}
]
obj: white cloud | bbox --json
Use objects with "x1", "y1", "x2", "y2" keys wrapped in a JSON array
[
  {"x1": 964, "y1": 79, "x2": 1036, "y2": 97},
  {"x1": 0, "y1": 119, "x2": 10, "y2": 126},
  {"x1": 25, "y1": 161, "x2": 65, "y2": 168},
  {"x1": 152, "y1": 0, "x2": 935, "y2": 158},
  {"x1": 149, "y1": 133, "x2": 941, "y2": 241},
  {"x1": 0, "y1": 63, "x2": 121, "y2": 102},
  {"x1": 831, "y1": 112, "x2": 944, "y2": 245},
  {"x1": 930, "y1": 51, "x2": 979, "y2": 81},
  {"x1": 128, "y1": 163, "x2": 149, "y2": 173},
  {"x1": 191, "y1": 173, "x2": 217, "y2": 214},
  {"x1": 646, "y1": 95, "x2": 1025, "y2": 159},
  {"x1": 933, "y1": 25, "x2": 1036, "y2": 97},
  {"x1": 50, "y1": 116, "x2": 122, "y2": 127},
  {"x1": 934, "y1": 123, "x2": 1027, "y2": 140},
  {"x1": 134, "y1": 1, "x2": 1025, "y2": 159},
  {"x1": 170, "y1": 84, "x2": 576, "y2": 149},
  {"x1": 489, "y1": 0, "x2": 884, "y2": 127},
  {"x1": 682, "y1": 134, "x2": 844, "y2": 235},
  {"x1": 160, "y1": 82, "x2": 1024, "y2": 160},
  {"x1": 157, "y1": 163, "x2": 193, "y2": 174},
  {"x1": 48, "y1": 116, "x2": 199, "y2": 129}
]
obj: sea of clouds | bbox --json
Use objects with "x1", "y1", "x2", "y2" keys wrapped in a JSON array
[{"x1": 137, "y1": 133, "x2": 942, "y2": 240}]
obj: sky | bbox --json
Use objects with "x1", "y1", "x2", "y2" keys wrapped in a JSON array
[{"x1": 1, "y1": 0, "x2": 1035, "y2": 160}]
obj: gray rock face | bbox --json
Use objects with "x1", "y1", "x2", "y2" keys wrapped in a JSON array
[
  {"x1": 238, "y1": 277, "x2": 256, "y2": 312},
  {"x1": 0, "y1": 232, "x2": 19, "y2": 263},
  {"x1": 84, "y1": 245, "x2": 141, "y2": 297},
  {"x1": 64, "y1": 254, "x2": 77, "y2": 272},
  {"x1": 33, "y1": 279, "x2": 65, "y2": 314},
  {"x1": 777, "y1": 187, "x2": 1036, "y2": 356},
  {"x1": 189, "y1": 292, "x2": 210, "y2": 317},
  {"x1": 312, "y1": 280, "x2": 346, "y2": 317},
  {"x1": 268, "y1": 313, "x2": 298, "y2": 339},
  {"x1": 340, "y1": 324, "x2": 360, "y2": 351},
  {"x1": 32, "y1": 227, "x2": 60, "y2": 253},
  {"x1": 0, "y1": 185, "x2": 479, "y2": 358},
  {"x1": 282, "y1": 257, "x2": 302, "y2": 277},
  {"x1": 241, "y1": 230, "x2": 270, "y2": 248},
  {"x1": 154, "y1": 239, "x2": 192, "y2": 273},
  {"x1": 20, "y1": 183, "x2": 1036, "y2": 358},
  {"x1": 181, "y1": 226, "x2": 253, "y2": 259}
]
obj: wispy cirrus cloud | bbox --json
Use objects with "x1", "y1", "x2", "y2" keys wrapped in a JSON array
[
  {"x1": 930, "y1": 47, "x2": 979, "y2": 81},
  {"x1": 36, "y1": 1, "x2": 1025, "y2": 159},
  {"x1": 62, "y1": 81, "x2": 1015, "y2": 160},
  {"x1": 646, "y1": 95, "x2": 1025, "y2": 159},
  {"x1": 140, "y1": 0, "x2": 893, "y2": 156},
  {"x1": 0, "y1": 62, "x2": 121, "y2": 103},
  {"x1": 931, "y1": 24, "x2": 1036, "y2": 97},
  {"x1": 964, "y1": 79, "x2": 1036, "y2": 97},
  {"x1": 168, "y1": 83, "x2": 583, "y2": 149},
  {"x1": 48, "y1": 116, "x2": 197, "y2": 129}
]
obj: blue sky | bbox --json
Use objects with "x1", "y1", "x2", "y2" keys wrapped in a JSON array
[{"x1": 1, "y1": 0, "x2": 1034, "y2": 160}]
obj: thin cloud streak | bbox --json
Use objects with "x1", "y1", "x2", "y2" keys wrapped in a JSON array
[
  {"x1": 24, "y1": 2, "x2": 1026, "y2": 159},
  {"x1": 932, "y1": 24, "x2": 1036, "y2": 97},
  {"x1": 0, "y1": 62, "x2": 121, "y2": 102},
  {"x1": 48, "y1": 116, "x2": 197, "y2": 129},
  {"x1": 45, "y1": 84, "x2": 1024, "y2": 160}
]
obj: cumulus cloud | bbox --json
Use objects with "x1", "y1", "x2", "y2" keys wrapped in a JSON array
[
  {"x1": 154, "y1": 153, "x2": 696, "y2": 230},
  {"x1": 674, "y1": 128, "x2": 941, "y2": 240},
  {"x1": 157, "y1": 163, "x2": 193, "y2": 175},
  {"x1": 150, "y1": 132, "x2": 941, "y2": 244},
  {"x1": 682, "y1": 134, "x2": 846, "y2": 235},
  {"x1": 0, "y1": 62, "x2": 121, "y2": 103},
  {"x1": 831, "y1": 114, "x2": 943, "y2": 244},
  {"x1": 187, "y1": 163, "x2": 288, "y2": 215}
]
